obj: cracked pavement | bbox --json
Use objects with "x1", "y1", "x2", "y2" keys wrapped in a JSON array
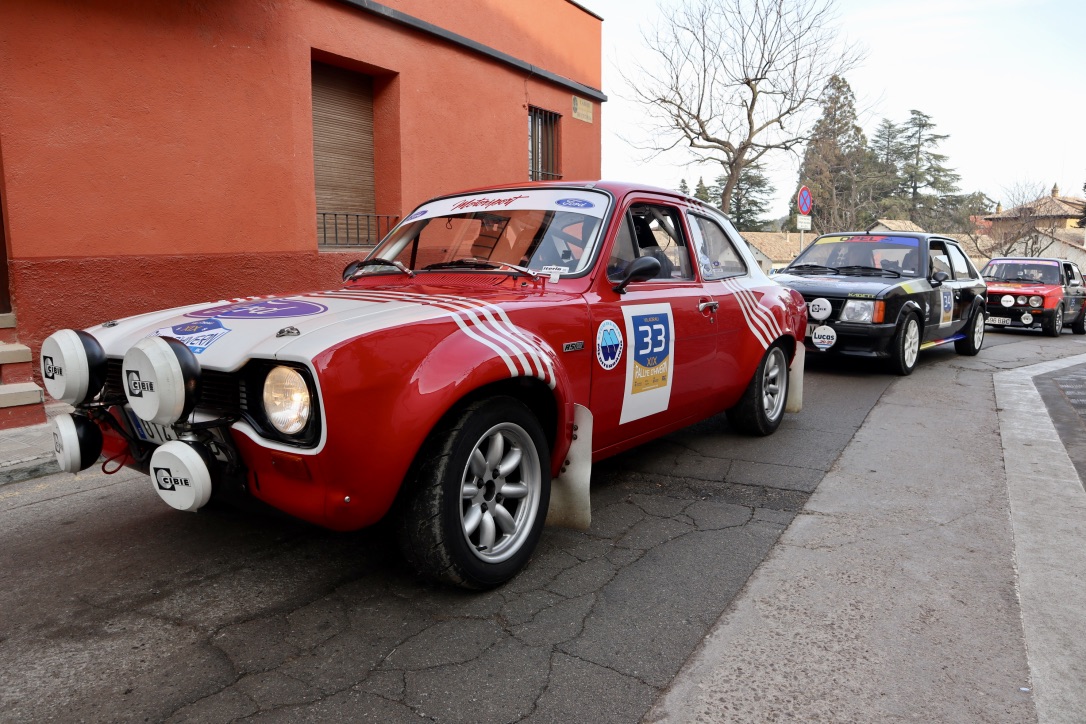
[{"x1": 2, "y1": 331, "x2": 1074, "y2": 722}]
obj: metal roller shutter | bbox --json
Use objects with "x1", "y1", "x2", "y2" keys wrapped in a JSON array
[{"x1": 312, "y1": 62, "x2": 376, "y2": 246}]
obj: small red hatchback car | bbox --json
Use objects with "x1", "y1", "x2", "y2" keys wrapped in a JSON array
[
  {"x1": 40, "y1": 182, "x2": 807, "y2": 588},
  {"x1": 981, "y1": 257, "x2": 1086, "y2": 336}
]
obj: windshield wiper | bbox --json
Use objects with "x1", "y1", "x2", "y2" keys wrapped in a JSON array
[
  {"x1": 1008, "y1": 276, "x2": 1044, "y2": 284},
  {"x1": 351, "y1": 258, "x2": 414, "y2": 278},
  {"x1": 837, "y1": 265, "x2": 901, "y2": 278},
  {"x1": 785, "y1": 263, "x2": 841, "y2": 274},
  {"x1": 423, "y1": 258, "x2": 539, "y2": 277}
]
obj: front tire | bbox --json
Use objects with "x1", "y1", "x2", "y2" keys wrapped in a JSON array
[
  {"x1": 889, "y1": 313, "x2": 921, "y2": 375},
  {"x1": 726, "y1": 344, "x2": 789, "y2": 436},
  {"x1": 1043, "y1": 304, "x2": 1064, "y2": 337},
  {"x1": 955, "y1": 306, "x2": 985, "y2": 355},
  {"x1": 397, "y1": 396, "x2": 550, "y2": 589}
]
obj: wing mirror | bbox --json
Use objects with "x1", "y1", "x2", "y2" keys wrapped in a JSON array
[
  {"x1": 612, "y1": 256, "x2": 661, "y2": 294},
  {"x1": 342, "y1": 260, "x2": 362, "y2": 282},
  {"x1": 931, "y1": 270, "x2": 949, "y2": 287}
]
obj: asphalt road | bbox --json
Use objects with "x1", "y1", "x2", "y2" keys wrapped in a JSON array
[{"x1": 0, "y1": 328, "x2": 1079, "y2": 722}]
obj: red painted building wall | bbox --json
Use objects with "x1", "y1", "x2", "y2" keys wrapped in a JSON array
[{"x1": 0, "y1": 0, "x2": 603, "y2": 384}]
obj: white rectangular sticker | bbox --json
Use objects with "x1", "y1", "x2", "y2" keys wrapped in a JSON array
[{"x1": 620, "y1": 303, "x2": 675, "y2": 424}]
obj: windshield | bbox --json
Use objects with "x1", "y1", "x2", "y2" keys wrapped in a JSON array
[
  {"x1": 361, "y1": 189, "x2": 609, "y2": 276},
  {"x1": 789, "y1": 234, "x2": 921, "y2": 277},
  {"x1": 980, "y1": 259, "x2": 1060, "y2": 284}
]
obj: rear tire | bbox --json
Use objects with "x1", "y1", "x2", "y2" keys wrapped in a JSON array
[
  {"x1": 726, "y1": 344, "x2": 789, "y2": 436},
  {"x1": 396, "y1": 396, "x2": 550, "y2": 589},
  {"x1": 1043, "y1": 304, "x2": 1064, "y2": 337},
  {"x1": 955, "y1": 306, "x2": 985, "y2": 355},
  {"x1": 1072, "y1": 308, "x2": 1086, "y2": 335},
  {"x1": 889, "y1": 313, "x2": 921, "y2": 376}
]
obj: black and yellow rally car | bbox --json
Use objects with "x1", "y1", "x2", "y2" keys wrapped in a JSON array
[{"x1": 774, "y1": 233, "x2": 987, "y2": 375}]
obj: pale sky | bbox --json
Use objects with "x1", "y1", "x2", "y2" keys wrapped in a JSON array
[{"x1": 578, "y1": 0, "x2": 1086, "y2": 220}]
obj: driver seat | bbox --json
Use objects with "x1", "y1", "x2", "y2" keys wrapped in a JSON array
[{"x1": 632, "y1": 215, "x2": 673, "y2": 279}]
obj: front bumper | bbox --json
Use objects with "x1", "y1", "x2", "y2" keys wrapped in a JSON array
[
  {"x1": 803, "y1": 320, "x2": 898, "y2": 358},
  {"x1": 984, "y1": 304, "x2": 1048, "y2": 329}
]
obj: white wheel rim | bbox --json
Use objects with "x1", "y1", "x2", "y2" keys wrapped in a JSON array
[
  {"x1": 459, "y1": 422, "x2": 541, "y2": 564},
  {"x1": 973, "y1": 312, "x2": 984, "y2": 348},
  {"x1": 761, "y1": 347, "x2": 787, "y2": 422},
  {"x1": 1056, "y1": 308, "x2": 1063, "y2": 334},
  {"x1": 904, "y1": 319, "x2": 920, "y2": 367}
]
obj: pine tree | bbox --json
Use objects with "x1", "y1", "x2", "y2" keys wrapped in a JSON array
[
  {"x1": 869, "y1": 118, "x2": 911, "y2": 219},
  {"x1": 678, "y1": 179, "x2": 690, "y2": 196},
  {"x1": 694, "y1": 177, "x2": 712, "y2": 203},
  {"x1": 723, "y1": 163, "x2": 775, "y2": 231},
  {"x1": 899, "y1": 110, "x2": 960, "y2": 228},
  {"x1": 794, "y1": 76, "x2": 873, "y2": 232}
]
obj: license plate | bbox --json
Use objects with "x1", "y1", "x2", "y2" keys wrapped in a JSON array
[
  {"x1": 987, "y1": 316, "x2": 1011, "y2": 325},
  {"x1": 127, "y1": 410, "x2": 178, "y2": 444},
  {"x1": 806, "y1": 322, "x2": 818, "y2": 337}
]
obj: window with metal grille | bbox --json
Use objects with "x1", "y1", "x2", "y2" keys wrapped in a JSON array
[{"x1": 528, "y1": 107, "x2": 561, "y2": 181}]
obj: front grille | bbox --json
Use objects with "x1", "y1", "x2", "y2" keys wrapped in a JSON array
[{"x1": 103, "y1": 358, "x2": 241, "y2": 415}]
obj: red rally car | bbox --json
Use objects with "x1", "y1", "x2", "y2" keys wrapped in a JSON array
[
  {"x1": 40, "y1": 182, "x2": 807, "y2": 588},
  {"x1": 981, "y1": 256, "x2": 1086, "y2": 336}
]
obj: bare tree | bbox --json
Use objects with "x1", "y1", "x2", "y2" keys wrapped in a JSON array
[
  {"x1": 625, "y1": 0, "x2": 863, "y2": 210},
  {"x1": 980, "y1": 182, "x2": 1064, "y2": 258}
]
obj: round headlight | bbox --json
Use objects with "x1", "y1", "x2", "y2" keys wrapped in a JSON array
[
  {"x1": 262, "y1": 366, "x2": 311, "y2": 434},
  {"x1": 1016, "y1": 295, "x2": 1027, "y2": 306},
  {"x1": 1029, "y1": 296, "x2": 1043, "y2": 308}
]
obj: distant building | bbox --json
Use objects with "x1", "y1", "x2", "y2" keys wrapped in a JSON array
[{"x1": 975, "y1": 184, "x2": 1086, "y2": 265}]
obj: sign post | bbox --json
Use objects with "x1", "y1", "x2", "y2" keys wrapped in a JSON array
[{"x1": 796, "y1": 185, "x2": 813, "y2": 249}]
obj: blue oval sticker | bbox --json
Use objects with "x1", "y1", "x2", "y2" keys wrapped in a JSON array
[
  {"x1": 556, "y1": 198, "x2": 594, "y2": 209},
  {"x1": 186, "y1": 299, "x2": 328, "y2": 320}
]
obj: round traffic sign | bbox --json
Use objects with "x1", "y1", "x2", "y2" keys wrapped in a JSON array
[{"x1": 797, "y1": 186, "x2": 813, "y2": 216}]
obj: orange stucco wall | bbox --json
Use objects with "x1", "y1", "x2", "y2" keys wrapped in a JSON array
[{"x1": 0, "y1": 0, "x2": 603, "y2": 363}]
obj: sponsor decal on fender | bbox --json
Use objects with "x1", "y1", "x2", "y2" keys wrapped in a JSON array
[{"x1": 596, "y1": 320, "x2": 623, "y2": 370}]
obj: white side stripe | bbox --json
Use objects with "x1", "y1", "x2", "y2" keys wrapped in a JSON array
[{"x1": 312, "y1": 289, "x2": 556, "y2": 388}]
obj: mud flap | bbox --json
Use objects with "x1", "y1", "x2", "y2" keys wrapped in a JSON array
[
  {"x1": 545, "y1": 403, "x2": 592, "y2": 530},
  {"x1": 785, "y1": 344, "x2": 804, "y2": 413}
]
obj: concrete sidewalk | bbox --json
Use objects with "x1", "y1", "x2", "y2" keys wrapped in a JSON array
[
  {"x1": 648, "y1": 342, "x2": 1086, "y2": 723},
  {"x1": 0, "y1": 403, "x2": 67, "y2": 485}
]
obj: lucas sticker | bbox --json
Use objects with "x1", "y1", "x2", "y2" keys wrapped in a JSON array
[{"x1": 620, "y1": 303, "x2": 675, "y2": 424}]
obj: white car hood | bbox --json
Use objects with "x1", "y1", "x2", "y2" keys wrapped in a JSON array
[{"x1": 88, "y1": 292, "x2": 450, "y2": 371}]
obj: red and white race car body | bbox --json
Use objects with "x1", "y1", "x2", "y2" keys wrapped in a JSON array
[{"x1": 41, "y1": 181, "x2": 806, "y2": 587}]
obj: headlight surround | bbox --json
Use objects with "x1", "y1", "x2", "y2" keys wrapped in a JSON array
[
  {"x1": 1029, "y1": 296, "x2": 1044, "y2": 308},
  {"x1": 1016, "y1": 295, "x2": 1028, "y2": 306},
  {"x1": 840, "y1": 299, "x2": 875, "y2": 323},
  {"x1": 262, "y1": 366, "x2": 312, "y2": 434}
]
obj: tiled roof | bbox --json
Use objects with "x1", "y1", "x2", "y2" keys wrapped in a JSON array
[
  {"x1": 867, "y1": 219, "x2": 925, "y2": 233},
  {"x1": 740, "y1": 231, "x2": 807, "y2": 263},
  {"x1": 984, "y1": 195, "x2": 1085, "y2": 221}
]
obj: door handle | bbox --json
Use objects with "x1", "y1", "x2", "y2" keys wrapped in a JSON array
[{"x1": 698, "y1": 300, "x2": 719, "y2": 313}]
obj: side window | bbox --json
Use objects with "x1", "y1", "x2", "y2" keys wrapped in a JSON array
[
  {"x1": 687, "y1": 213, "x2": 748, "y2": 280},
  {"x1": 946, "y1": 244, "x2": 973, "y2": 280},
  {"x1": 929, "y1": 241, "x2": 952, "y2": 277},
  {"x1": 606, "y1": 216, "x2": 638, "y2": 281},
  {"x1": 1063, "y1": 263, "x2": 1078, "y2": 286},
  {"x1": 628, "y1": 204, "x2": 694, "y2": 281}
]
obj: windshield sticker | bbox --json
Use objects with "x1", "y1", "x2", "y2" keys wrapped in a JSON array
[
  {"x1": 541, "y1": 265, "x2": 569, "y2": 274},
  {"x1": 556, "y1": 198, "x2": 594, "y2": 209},
  {"x1": 153, "y1": 318, "x2": 230, "y2": 354},
  {"x1": 596, "y1": 320, "x2": 624, "y2": 371},
  {"x1": 417, "y1": 189, "x2": 609, "y2": 220},
  {"x1": 816, "y1": 235, "x2": 919, "y2": 246},
  {"x1": 450, "y1": 195, "x2": 530, "y2": 211},
  {"x1": 186, "y1": 299, "x2": 328, "y2": 320},
  {"x1": 619, "y1": 304, "x2": 675, "y2": 424},
  {"x1": 404, "y1": 209, "x2": 428, "y2": 222}
]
